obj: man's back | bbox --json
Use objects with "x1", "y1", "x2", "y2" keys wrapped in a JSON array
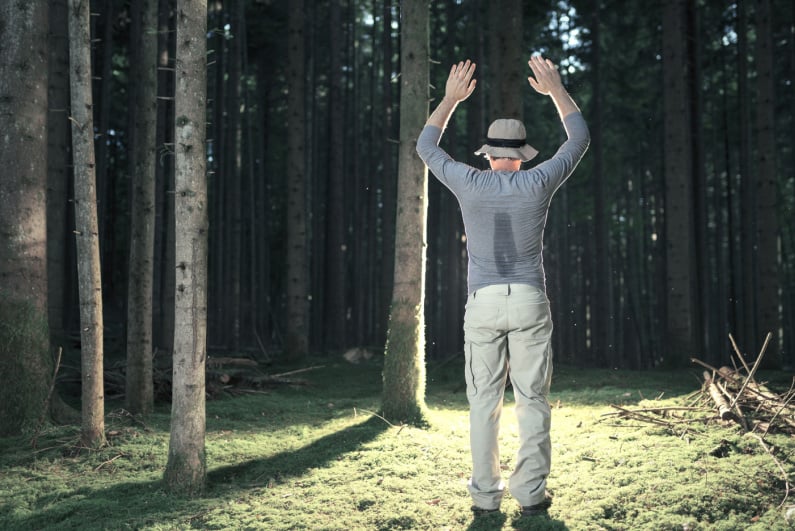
[{"x1": 416, "y1": 111, "x2": 589, "y2": 294}]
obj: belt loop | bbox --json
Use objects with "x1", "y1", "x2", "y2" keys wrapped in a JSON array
[
  {"x1": 507, "y1": 284, "x2": 511, "y2": 295},
  {"x1": 473, "y1": 290, "x2": 477, "y2": 299}
]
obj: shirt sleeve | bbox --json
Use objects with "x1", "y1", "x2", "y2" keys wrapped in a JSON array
[
  {"x1": 416, "y1": 125, "x2": 478, "y2": 192},
  {"x1": 525, "y1": 112, "x2": 590, "y2": 193}
]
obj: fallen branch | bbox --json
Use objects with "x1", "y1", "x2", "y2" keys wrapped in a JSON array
[
  {"x1": 747, "y1": 432, "x2": 791, "y2": 509},
  {"x1": 703, "y1": 371, "x2": 741, "y2": 424}
]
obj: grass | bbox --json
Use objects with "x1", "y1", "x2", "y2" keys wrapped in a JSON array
[{"x1": 1, "y1": 359, "x2": 795, "y2": 530}]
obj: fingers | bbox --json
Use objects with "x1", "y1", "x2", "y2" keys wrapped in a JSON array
[
  {"x1": 451, "y1": 59, "x2": 476, "y2": 80},
  {"x1": 446, "y1": 60, "x2": 477, "y2": 101}
]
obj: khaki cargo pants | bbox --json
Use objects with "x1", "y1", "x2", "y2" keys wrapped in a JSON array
[{"x1": 463, "y1": 283, "x2": 553, "y2": 509}]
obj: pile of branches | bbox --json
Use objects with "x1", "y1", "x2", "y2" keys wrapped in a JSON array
[
  {"x1": 603, "y1": 333, "x2": 795, "y2": 436},
  {"x1": 602, "y1": 332, "x2": 793, "y2": 507}
]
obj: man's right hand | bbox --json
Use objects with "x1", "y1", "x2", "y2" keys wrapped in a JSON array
[{"x1": 527, "y1": 55, "x2": 563, "y2": 95}]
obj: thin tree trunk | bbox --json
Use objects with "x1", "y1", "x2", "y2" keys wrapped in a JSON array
[
  {"x1": 48, "y1": 0, "x2": 71, "y2": 353},
  {"x1": 688, "y1": 0, "x2": 709, "y2": 360},
  {"x1": 590, "y1": 6, "x2": 614, "y2": 365},
  {"x1": 126, "y1": 0, "x2": 158, "y2": 415},
  {"x1": 754, "y1": 0, "x2": 780, "y2": 366},
  {"x1": 737, "y1": 0, "x2": 757, "y2": 350},
  {"x1": 286, "y1": 0, "x2": 309, "y2": 358},
  {"x1": 155, "y1": 0, "x2": 176, "y2": 355},
  {"x1": 69, "y1": 0, "x2": 106, "y2": 447},
  {"x1": 164, "y1": 0, "x2": 208, "y2": 496},
  {"x1": 662, "y1": 0, "x2": 698, "y2": 363},
  {"x1": 381, "y1": 0, "x2": 429, "y2": 425},
  {"x1": 488, "y1": 0, "x2": 522, "y2": 120},
  {"x1": 378, "y1": 0, "x2": 397, "y2": 349},
  {"x1": 228, "y1": 0, "x2": 243, "y2": 351},
  {"x1": 95, "y1": 0, "x2": 114, "y2": 278},
  {"x1": 325, "y1": 0, "x2": 347, "y2": 351}
]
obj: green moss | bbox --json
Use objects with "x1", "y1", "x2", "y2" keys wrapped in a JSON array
[{"x1": 1, "y1": 362, "x2": 794, "y2": 530}]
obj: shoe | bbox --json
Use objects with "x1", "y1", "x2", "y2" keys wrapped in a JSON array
[
  {"x1": 471, "y1": 506, "x2": 500, "y2": 516},
  {"x1": 520, "y1": 493, "x2": 552, "y2": 517}
]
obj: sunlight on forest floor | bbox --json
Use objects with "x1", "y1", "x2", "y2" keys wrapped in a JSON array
[{"x1": 1, "y1": 361, "x2": 794, "y2": 530}]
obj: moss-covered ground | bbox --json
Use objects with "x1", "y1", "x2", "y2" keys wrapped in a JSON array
[{"x1": 1, "y1": 359, "x2": 794, "y2": 530}]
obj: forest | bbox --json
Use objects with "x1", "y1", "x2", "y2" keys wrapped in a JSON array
[
  {"x1": 1, "y1": 0, "x2": 795, "y2": 526},
  {"x1": 1, "y1": 0, "x2": 794, "y2": 452}
]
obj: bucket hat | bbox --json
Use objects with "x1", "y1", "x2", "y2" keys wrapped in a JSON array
[{"x1": 474, "y1": 119, "x2": 538, "y2": 162}]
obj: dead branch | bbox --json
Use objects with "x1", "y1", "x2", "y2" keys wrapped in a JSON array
[
  {"x1": 747, "y1": 432, "x2": 791, "y2": 509},
  {"x1": 729, "y1": 332, "x2": 772, "y2": 409},
  {"x1": 31, "y1": 347, "x2": 63, "y2": 449},
  {"x1": 703, "y1": 371, "x2": 741, "y2": 424}
]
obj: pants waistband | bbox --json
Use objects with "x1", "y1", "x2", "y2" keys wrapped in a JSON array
[{"x1": 471, "y1": 283, "x2": 540, "y2": 298}]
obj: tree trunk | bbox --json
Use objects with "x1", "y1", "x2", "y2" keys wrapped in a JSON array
[
  {"x1": 737, "y1": 0, "x2": 757, "y2": 350},
  {"x1": 381, "y1": 0, "x2": 429, "y2": 425},
  {"x1": 488, "y1": 0, "x2": 523, "y2": 120},
  {"x1": 154, "y1": 0, "x2": 176, "y2": 356},
  {"x1": 590, "y1": 6, "x2": 615, "y2": 365},
  {"x1": 69, "y1": 0, "x2": 106, "y2": 448},
  {"x1": 286, "y1": 0, "x2": 309, "y2": 359},
  {"x1": 164, "y1": 0, "x2": 208, "y2": 496},
  {"x1": 227, "y1": 0, "x2": 244, "y2": 351},
  {"x1": 48, "y1": 0, "x2": 71, "y2": 353},
  {"x1": 378, "y1": 0, "x2": 397, "y2": 350},
  {"x1": 126, "y1": 0, "x2": 159, "y2": 415},
  {"x1": 0, "y1": 0, "x2": 57, "y2": 436},
  {"x1": 687, "y1": 0, "x2": 709, "y2": 360},
  {"x1": 753, "y1": 0, "x2": 780, "y2": 367},
  {"x1": 325, "y1": 0, "x2": 348, "y2": 351},
  {"x1": 662, "y1": 0, "x2": 698, "y2": 364}
]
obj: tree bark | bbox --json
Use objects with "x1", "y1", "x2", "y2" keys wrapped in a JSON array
[
  {"x1": 154, "y1": 0, "x2": 176, "y2": 356},
  {"x1": 324, "y1": 0, "x2": 348, "y2": 351},
  {"x1": 662, "y1": 0, "x2": 698, "y2": 364},
  {"x1": 737, "y1": 0, "x2": 757, "y2": 350},
  {"x1": 488, "y1": 0, "x2": 523, "y2": 120},
  {"x1": 164, "y1": 0, "x2": 208, "y2": 496},
  {"x1": 378, "y1": 0, "x2": 397, "y2": 350},
  {"x1": 286, "y1": 0, "x2": 309, "y2": 359},
  {"x1": 753, "y1": 0, "x2": 780, "y2": 367},
  {"x1": 48, "y1": 0, "x2": 71, "y2": 353},
  {"x1": 381, "y1": 0, "x2": 429, "y2": 425},
  {"x1": 69, "y1": 0, "x2": 106, "y2": 447},
  {"x1": 126, "y1": 0, "x2": 159, "y2": 415},
  {"x1": 0, "y1": 0, "x2": 56, "y2": 436}
]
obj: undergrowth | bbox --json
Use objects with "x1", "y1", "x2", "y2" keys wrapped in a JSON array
[{"x1": 1, "y1": 360, "x2": 794, "y2": 530}]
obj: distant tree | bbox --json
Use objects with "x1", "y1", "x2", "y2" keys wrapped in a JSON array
[
  {"x1": 47, "y1": 0, "x2": 71, "y2": 353},
  {"x1": 0, "y1": 0, "x2": 59, "y2": 436},
  {"x1": 753, "y1": 0, "x2": 780, "y2": 366},
  {"x1": 378, "y1": 0, "x2": 398, "y2": 349},
  {"x1": 69, "y1": 0, "x2": 107, "y2": 447},
  {"x1": 164, "y1": 0, "x2": 209, "y2": 496},
  {"x1": 126, "y1": 0, "x2": 159, "y2": 416},
  {"x1": 662, "y1": 0, "x2": 699, "y2": 363},
  {"x1": 588, "y1": 4, "x2": 615, "y2": 365},
  {"x1": 286, "y1": 0, "x2": 310, "y2": 358},
  {"x1": 381, "y1": 0, "x2": 429, "y2": 425},
  {"x1": 325, "y1": 0, "x2": 348, "y2": 351},
  {"x1": 488, "y1": 0, "x2": 523, "y2": 120}
]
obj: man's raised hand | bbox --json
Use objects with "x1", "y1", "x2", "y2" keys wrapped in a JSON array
[
  {"x1": 445, "y1": 60, "x2": 477, "y2": 103},
  {"x1": 527, "y1": 55, "x2": 563, "y2": 96}
]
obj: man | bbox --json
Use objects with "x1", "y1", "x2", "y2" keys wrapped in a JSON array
[{"x1": 416, "y1": 55, "x2": 589, "y2": 517}]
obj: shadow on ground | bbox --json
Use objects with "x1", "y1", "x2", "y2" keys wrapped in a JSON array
[{"x1": 5, "y1": 416, "x2": 388, "y2": 530}]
